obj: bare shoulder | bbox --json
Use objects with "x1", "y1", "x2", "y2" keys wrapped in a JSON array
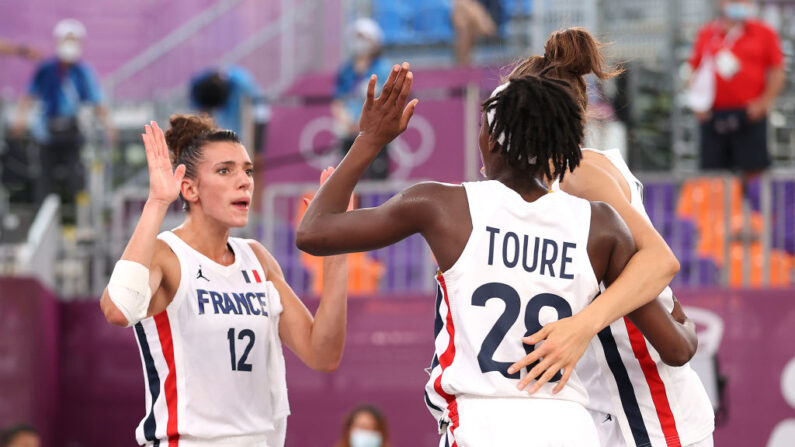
[
  {"x1": 152, "y1": 238, "x2": 179, "y2": 275},
  {"x1": 397, "y1": 181, "x2": 465, "y2": 203},
  {"x1": 151, "y1": 238, "x2": 181, "y2": 295},
  {"x1": 589, "y1": 200, "x2": 621, "y2": 229}
]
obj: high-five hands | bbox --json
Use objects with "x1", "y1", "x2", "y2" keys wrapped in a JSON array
[
  {"x1": 142, "y1": 121, "x2": 186, "y2": 206},
  {"x1": 357, "y1": 62, "x2": 419, "y2": 150}
]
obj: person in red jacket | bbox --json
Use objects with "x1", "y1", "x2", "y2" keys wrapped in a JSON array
[{"x1": 688, "y1": 0, "x2": 785, "y2": 181}]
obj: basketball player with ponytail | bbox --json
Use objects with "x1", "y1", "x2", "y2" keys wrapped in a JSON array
[
  {"x1": 299, "y1": 61, "x2": 682, "y2": 445},
  {"x1": 508, "y1": 27, "x2": 715, "y2": 447},
  {"x1": 99, "y1": 115, "x2": 348, "y2": 446}
]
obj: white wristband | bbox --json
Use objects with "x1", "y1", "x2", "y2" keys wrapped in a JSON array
[{"x1": 108, "y1": 260, "x2": 153, "y2": 327}]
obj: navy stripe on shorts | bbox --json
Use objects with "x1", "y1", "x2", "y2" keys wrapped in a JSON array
[
  {"x1": 597, "y1": 325, "x2": 652, "y2": 447},
  {"x1": 135, "y1": 322, "x2": 162, "y2": 445}
]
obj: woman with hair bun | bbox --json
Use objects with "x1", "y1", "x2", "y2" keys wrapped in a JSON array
[
  {"x1": 509, "y1": 27, "x2": 715, "y2": 447},
  {"x1": 99, "y1": 114, "x2": 349, "y2": 446}
]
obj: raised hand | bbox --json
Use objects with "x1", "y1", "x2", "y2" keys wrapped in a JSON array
[
  {"x1": 357, "y1": 62, "x2": 419, "y2": 149},
  {"x1": 142, "y1": 121, "x2": 186, "y2": 205}
]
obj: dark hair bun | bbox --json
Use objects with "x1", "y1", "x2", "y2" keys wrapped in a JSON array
[{"x1": 165, "y1": 114, "x2": 215, "y2": 161}]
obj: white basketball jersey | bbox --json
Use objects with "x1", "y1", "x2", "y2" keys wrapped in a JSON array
[
  {"x1": 572, "y1": 148, "x2": 715, "y2": 446},
  {"x1": 133, "y1": 232, "x2": 288, "y2": 447},
  {"x1": 424, "y1": 180, "x2": 601, "y2": 426}
]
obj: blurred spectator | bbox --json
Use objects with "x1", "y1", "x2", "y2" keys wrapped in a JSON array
[
  {"x1": 0, "y1": 424, "x2": 40, "y2": 447},
  {"x1": 451, "y1": 0, "x2": 498, "y2": 65},
  {"x1": 0, "y1": 39, "x2": 41, "y2": 60},
  {"x1": 190, "y1": 65, "x2": 270, "y2": 157},
  {"x1": 688, "y1": 0, "x2": 785, "y2": 182},
  {"x1": 11, "y1": 18, "x2": 113, "y2": 205},
  {"x1": 332, "y1": 18, "x2": 392, "y2": 180},
  {"x1": 335, "y1": 404, "x2": 391, "y2": 447}
]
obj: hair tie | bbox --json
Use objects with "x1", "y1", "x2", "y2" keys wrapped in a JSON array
[{"x1": 485, "y1": 82, "x2": 537, "y2": 165}]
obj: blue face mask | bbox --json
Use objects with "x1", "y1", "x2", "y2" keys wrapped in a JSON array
[
  {"x1": 724, "y1": 2, "x2": 756, "y2": 21},
  {"x1": 350, "y1": 429, "x2": 383, "y2": 447}
]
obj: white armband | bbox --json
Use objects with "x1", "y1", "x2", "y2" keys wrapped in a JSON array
[{"x1": 108, "y1": 260, "x2": 153, "y2": 327}]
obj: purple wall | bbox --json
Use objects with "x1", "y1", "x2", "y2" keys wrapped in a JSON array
[
  {"x1": 2, "y1": 277, "x2": 795, "y2": 446},
  {"x1": 0, "y1": 277, "x2": 59, "y2": 447},
  {"x1": 0, "y1": 0, "x2": 212, "y2": 93}
]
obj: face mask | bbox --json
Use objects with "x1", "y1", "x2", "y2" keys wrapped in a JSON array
[
  {"x1": 724, "y1": 2, "x2": 756, "y2": 21},
  {"x1": 56, "y1": 40, "x2": 82, "y2": 63},
  {"x1": 350, "y1": 36, "x2": 375, "y2": 57},
  {"x1": 350, "y1": 429, "x2": 382, "y2": 447}
]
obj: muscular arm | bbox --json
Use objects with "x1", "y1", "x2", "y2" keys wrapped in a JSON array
[
  {"x1": 298, "y1": 63, "x2": 446, "y2": 261},
  {"x1": 101, "y1": 122, "x2": 184, "y2": 326},
  {"x1": 250, "y1": 242, "x2": 347, "y2": 372},
  {"x1": 562, "y1": 162, "x2": 679, "y2": 340},
  {"x1": 589, "y1": 202, "x2": 696, "y2": 365},
  {"x1": 100, "y1": 200, "x2": 170, "y2": 326},
  {"x1": 562, "y1": 159, "x2": 695, "y2": 365},
  {"x1": 626, "y1": 296, "x2": 697, "y2": 366}
]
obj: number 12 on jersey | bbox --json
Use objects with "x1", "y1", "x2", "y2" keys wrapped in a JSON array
[
  {"x1": 227, "y1": 328, "x2": 255, "y2": 372},
  {"x1": 472, "y1": 282, "x2": 572, "y2": 381}
]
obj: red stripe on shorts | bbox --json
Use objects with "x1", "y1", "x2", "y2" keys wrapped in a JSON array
[
  {"x1": 434, "y1": 273, "x2": 459, "y2": 446},
  {"x1": 155, "y1": 311, "x2": 180, "y2": 446},
  {"x1": 624, "y1": 318, "x2": 681, "y2": 447}
]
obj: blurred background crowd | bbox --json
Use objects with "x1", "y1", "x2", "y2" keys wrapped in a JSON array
[{"x1": 1, "y1": 0, "x2": 794, "y2": 446}]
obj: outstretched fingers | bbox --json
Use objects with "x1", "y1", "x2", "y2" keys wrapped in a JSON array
[
  {"x1": 397, "y1": 70, "x2": 414, "y2": 110},
  {"x1": 173, "y1": 164, "x2": 187, "y2": 183},
  {"x1": 152, "y1": 121, "x2": 167, "y2": 159},
  {"x1": 365, "y1": 75, "x2": 377, "y2": 107},
  {"x1": 377, "y1": 64, "x2": 400, "y2": 104},
  {"x1": 386, "y1": 62, "x2": 410, "y2": 106},
  {"x1": 400, "y1": 98, "x2": 419, "y2": 131}
]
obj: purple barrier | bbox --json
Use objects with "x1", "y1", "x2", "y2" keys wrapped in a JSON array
[
  {"x1": 265, "y1": 97, "x2": 467, "y2": 184},
  {"x1": 3, "y1": 278, "x2": 795, "y2": 446},
  {"x1": 0, "y1": 277, "x2": 59, "y2": 447},
  {"x1": 678, "y1": 288, "x2": 795, "y2": 447},
  {"x1": 57, "y1": 299, "x2": 143, "y2": 447}
]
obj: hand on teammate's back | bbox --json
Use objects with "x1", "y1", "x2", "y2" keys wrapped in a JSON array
[
  {"x1": 143, "y1": 121, "x2": 186, "y2": 206},
  {"x1": 357, "y1": 62, "x2": 419, "y2": 150},
  {"x1": 508, "y1": 313, "x2": 598, "y2": 394}
]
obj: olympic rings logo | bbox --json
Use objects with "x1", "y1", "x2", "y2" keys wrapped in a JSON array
[{"x1": 298, "y1": 114, "x2": 436, "y2": 179}]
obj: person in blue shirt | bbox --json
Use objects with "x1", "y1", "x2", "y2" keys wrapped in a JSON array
[
  {"x1": 190, "y1": 65, "x2": 270, "y2": 159},
  {"x1": 11, "y1": 18, "x2": 113, "y2": 205},
  {"x1": 331, "y1": 18, "x2": 392, "y2": 179}
]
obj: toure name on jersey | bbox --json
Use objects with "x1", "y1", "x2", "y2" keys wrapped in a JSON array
[
  {"x1": 196, "y1": 289, "x2": 269, "y2": 316},
  {"x1": 485, "y1": 226, "x2": 577, "y2": 279}
]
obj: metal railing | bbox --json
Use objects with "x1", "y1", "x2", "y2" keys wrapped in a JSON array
[{"x1": 0, "y1": 195, "x2": 61, "y2": 289}]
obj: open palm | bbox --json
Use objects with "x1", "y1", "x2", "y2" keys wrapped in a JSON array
[
  {"x1": 358, "y1": 62, "x2": 418, "y2": 149},
  {"x1": 142, "y1": 121, "x2": 185, "y2": 205}
]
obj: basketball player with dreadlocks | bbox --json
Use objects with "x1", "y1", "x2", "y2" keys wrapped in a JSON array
[{"x1": 297, "y1": 62, "x2": 678, "y2": 445}]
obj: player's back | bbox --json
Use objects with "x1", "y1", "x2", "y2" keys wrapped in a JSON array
[
  {"x1": 424, "y1": 180, "x2": 602, "y2": 446},
  {"x1": 575, "y1": 148, "x2": 714, "y2": 447}
]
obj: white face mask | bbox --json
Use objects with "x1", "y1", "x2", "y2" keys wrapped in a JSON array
[
  {"x1": 350, "y1": 36, "x2": 376, "y2": 57},
  {"x1": 723, "y1": 2, "x2": 757, "y2": 21},
  {"x1": 56, "y1": 40, "x2": 82, "y2": 63},
  {"x1": 350, "y1": 428, "x2": 382, "y2": 447}
]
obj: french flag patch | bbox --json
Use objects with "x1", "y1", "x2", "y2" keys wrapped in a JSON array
[{"x1": 241, "y1": 269, "x2": 262, "y2": 283}]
